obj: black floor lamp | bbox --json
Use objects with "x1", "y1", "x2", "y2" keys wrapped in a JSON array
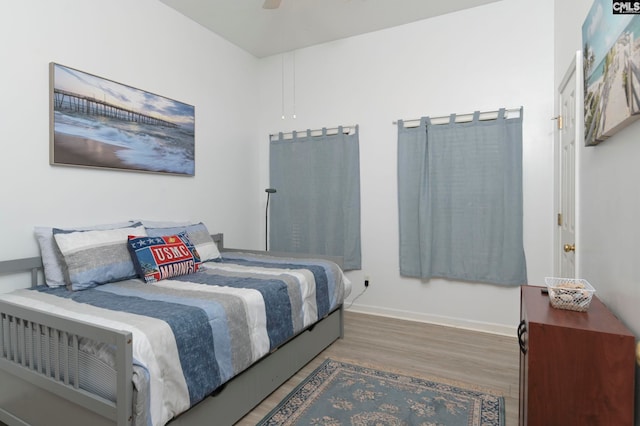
[{"x1": 265, "y1": 188, "x2": 276, "y2": 251}]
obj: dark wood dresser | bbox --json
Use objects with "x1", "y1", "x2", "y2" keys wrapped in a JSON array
[{"x1": 518, "y1": 285, "x2": 635, "y2": 425}]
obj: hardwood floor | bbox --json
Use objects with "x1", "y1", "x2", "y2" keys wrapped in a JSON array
[
  {"x1": 236, "y1": 310, "x2": 520, "y2": 426},
  {"x1": 0, "y1": 310, "x2": 519, "y2": 426}
]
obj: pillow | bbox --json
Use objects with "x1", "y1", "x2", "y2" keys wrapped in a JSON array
[
  {"x1": 145, "y1": 222, "x2": 221, "y2": 261},
  {"x1": 135, "y1": 219, "x2": 194, "y2": 228},
  {"x1": 53, "y1": 223, "x2": 147, "y2": 291},
  {"x1": 127, "y1": 232, "x2": 200, "y2": 283},
  {"x1": 35, "y1": 221, "x2": 134, "y2": 288}
]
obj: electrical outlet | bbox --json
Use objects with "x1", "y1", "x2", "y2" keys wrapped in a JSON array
[{"x1": 364, "y1": 275, "x2": 370, "y2": 287}]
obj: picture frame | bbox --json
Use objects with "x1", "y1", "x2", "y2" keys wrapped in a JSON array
[
  {"x1": 582, "y1": 0, "x2": 640, "y2": 146},
  {"x1": 50, "y1": 63, "x2": 195, "y2": 175}
]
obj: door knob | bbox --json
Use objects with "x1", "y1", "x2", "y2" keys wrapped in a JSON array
[{"x1": 563, "y1": 243, "x2": 575, "y2": 253}]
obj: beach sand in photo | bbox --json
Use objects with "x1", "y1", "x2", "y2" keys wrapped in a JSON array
[{"x1": 53, "y1": 133, "x2": 137, "y2": 170}]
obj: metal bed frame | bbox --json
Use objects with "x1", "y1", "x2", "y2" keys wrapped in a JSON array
[{"x1": 0, "y1": 234, "x2": 345, "y2": 426}]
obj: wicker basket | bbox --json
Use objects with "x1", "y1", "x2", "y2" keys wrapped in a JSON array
[{"x1": 544, "y1": 277, "x2": 595, "y2": 312}]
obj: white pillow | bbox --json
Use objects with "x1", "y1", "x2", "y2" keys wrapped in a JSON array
[{"x1": 34, "y1": 221, "x2": 133, "y2": 287}]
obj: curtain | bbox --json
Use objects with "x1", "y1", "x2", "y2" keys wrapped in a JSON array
[
  {"x1": 397, "y1": 109, "x2": 526, "y2": 285},
  {"x1": 269, "y1": 126, "x2": 361, "y2": 270}
]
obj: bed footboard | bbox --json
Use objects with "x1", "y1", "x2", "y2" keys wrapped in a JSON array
[{"x1": 0, "y1": 299, "x2": 133, "y2": 426}]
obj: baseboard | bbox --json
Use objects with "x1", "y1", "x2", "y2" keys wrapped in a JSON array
[{"x1": 345, "y1": 303, "x2": 516, "y2": 337}]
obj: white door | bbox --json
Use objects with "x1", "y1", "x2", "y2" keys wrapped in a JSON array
[{"x1": 556, "y1": 52, "x2": 582, "y2": 278}]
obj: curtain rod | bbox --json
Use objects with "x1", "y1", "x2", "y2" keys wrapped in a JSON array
[
  {"x1": 269, "y1": 124, "x2": 358, "y2": 140},
  {"x1": 393, "y1": 107, "x2": 522, "y2": 127}
]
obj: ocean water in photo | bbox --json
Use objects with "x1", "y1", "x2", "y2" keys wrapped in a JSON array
[
  {"x1": 54, "y1": 110, "x2": 195, "y2": 175},
  {"x1": 585, "y1": 17, "x2": 640, "y2": 87}
]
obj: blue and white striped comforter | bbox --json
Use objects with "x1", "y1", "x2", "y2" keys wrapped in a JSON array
[{"x1": 1, "y1": 252, "x2": 350, "y2": 426}]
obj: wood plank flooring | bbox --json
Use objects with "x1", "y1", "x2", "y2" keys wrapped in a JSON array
[{"x1": 236, "y1": 310, "x2": 520, "y2": 426}]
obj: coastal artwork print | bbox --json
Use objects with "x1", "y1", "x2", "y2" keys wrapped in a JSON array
[
  {"x1": 582, "y1": 0, "x2": 640, "y2": 146},
  {"x1": 50, "y1": 63, "x2": 195, "y2": 175}
]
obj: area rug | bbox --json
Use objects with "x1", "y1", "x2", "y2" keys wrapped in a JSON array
[{"x1": 258, "y1": 358, "x2": 504, "y2": 426}]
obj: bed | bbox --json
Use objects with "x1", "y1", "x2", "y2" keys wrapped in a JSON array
[{"x1": 0, "y1": 227, "x2": 349, "y2": 426}]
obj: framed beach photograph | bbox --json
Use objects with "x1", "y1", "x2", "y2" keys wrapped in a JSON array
[
  {"x1": 582, "y1": 0, "x2": 640, "y2": 146},
  {"x1": 49, "y1": 63, "x2": 195, "y2": 175}
]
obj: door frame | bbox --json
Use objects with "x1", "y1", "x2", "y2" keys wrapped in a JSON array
[{"x1": 554, "y1": 51, "x2": 583, "y2": 277}]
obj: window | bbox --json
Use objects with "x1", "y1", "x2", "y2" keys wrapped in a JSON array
[
  {"x1": 397, "y1": 109, "x2": 526, "y2": 285},
  {"x1": 269, "y1": 126, "x2": 361, "y2": 270}
]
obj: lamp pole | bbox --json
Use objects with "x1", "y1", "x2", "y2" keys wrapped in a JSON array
[{"x1": 265, "y1": 188, "x2": 276, "y2": 251}]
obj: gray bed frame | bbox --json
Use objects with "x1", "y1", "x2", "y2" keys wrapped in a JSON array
[{"x1": 0, "y1": 234, "x2": 344, "y2": 426}]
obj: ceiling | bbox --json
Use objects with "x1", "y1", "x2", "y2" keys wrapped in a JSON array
[{"x1": 159, "y1": 0, "x2": 501, "y2": 58}]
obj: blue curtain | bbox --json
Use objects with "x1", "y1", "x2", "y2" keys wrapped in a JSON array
[
  {"x1": 397, "y1": 109, "x2": 526, "y2": 285},
  {"x1": 269, "y1": 126, "x2": 361, "y2": 270}
]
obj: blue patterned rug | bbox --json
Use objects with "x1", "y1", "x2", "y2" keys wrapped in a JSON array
[{"x1": 258, "y1": 358, "x2": 504, "y2": 426}]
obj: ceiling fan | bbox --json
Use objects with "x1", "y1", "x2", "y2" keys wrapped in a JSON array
[{"x1": 263, "y1": 0, "x2": 282, "y2": 9}]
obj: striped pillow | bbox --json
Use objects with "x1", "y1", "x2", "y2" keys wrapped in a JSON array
[
  {"x1": 34, "y1": 221, "x2": 134, "y2": 288},
  {"x1": 146, "y1": 222, "x2": 220, "y2": 262},
  {"x1": 54, "y1": 223, "x2": 147, "y2": 291}
]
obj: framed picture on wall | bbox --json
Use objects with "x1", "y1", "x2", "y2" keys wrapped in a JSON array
[
  {"x1": 582, "y1": 1, "x2": 640, "y2": 146},
  {"x1": 49, "y1": 63, "x2": 195, "y2": 175}
]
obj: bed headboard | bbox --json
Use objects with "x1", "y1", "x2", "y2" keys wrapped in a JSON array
[
  {"x1": 0, "y1": 256, "x2": 43, "y2": 286},
  {"x1": 0, "y1": 233, "x2": 225, "y2": 288},
  {"x1": 212, "y1": 233, "x2": 223, "y2": 250}
]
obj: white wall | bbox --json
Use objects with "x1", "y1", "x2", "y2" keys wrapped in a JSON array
[
  {"x1": 555, "y1": 0, "x2": 640, "y2": 339},
  {"x1": 258, "y1": 0, "x2": 555, "y2": 334},
  {"x1": 0, "y1": 0, "x2": 569, "y2": 336},
  {"x1": 0, "y1": 0, "x2": 263, "y2": 290}
]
